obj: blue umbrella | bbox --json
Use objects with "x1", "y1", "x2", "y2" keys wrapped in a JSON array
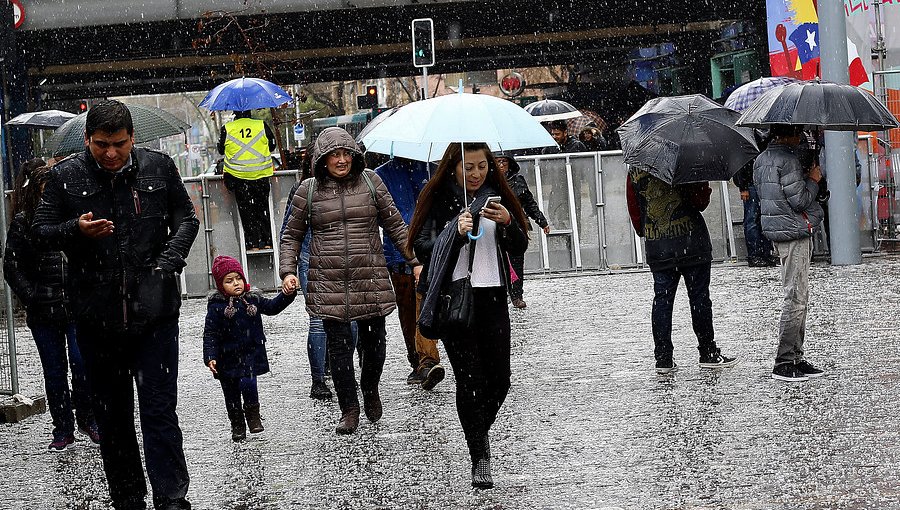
[{"x1": 199, "y1": 77, "x2": 293, "y2": 112}]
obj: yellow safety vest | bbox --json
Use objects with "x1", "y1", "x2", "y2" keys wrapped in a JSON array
[{"x1": 223, "y1": 118, "x2": 274, "y2": 180}]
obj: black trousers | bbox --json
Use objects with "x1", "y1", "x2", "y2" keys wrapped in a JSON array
[
  {"x1": 442, "y1": 287, "x2": 511, "y2": 461},
  {"x1": 77, "y1": 319, "x2": 190, "y2": 510},
  {"x1": 224, "y1": 172, "x2": 272, "y2": 249},
  {"x1": 322, "y1": 316, "x2": 387, "y2": 412},
  {"x1": 508, "y1": 253, "x2": 525, "y2": 300},
  {"x1": 651, "y1": 263, "x2": 718, "y2": 363}
]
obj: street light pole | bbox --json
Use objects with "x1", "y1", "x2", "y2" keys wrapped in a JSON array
[{"x1": 819, "y1": 0, "x2": 861, "y2": 265}]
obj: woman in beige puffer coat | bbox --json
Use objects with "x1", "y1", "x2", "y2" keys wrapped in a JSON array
[{"x1": 279, "y1": 127, "x2": 417, "y2": 435}]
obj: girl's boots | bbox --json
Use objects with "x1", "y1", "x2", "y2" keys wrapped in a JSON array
[
  {"x1": 470, "y1": 435, "x2": 493, "y2": 489},
  {"x1": 228, "y1": 409, "x2": 246, "y2": 442},
  {"x1": 244, "y1": 403, "x2": 264, "y2": 434}
]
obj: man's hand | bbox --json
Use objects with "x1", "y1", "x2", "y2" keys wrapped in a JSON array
[
  {"x1": 740, "y1": 191, "x2": 750, "y2": 202},
  {"x1": 413, "y1": 264, "x2": 423, "y2": 285},
  {"x1": 282, "y1": 274, "x2": 299, "y2": 294},
  {"x1": 207, "y1": 360, "x2": 218, "y2": 376},
  {"x1": 808, "y1": 164, "x2": 822, "y2": 183},
  {"x1": 78, "y1": 212, "x2": 114, "y2": 239},
  {"x1": 542, "y1": 225, "x2": 551, "y2": 235}
]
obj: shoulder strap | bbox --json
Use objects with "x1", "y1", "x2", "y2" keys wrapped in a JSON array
[
  {"x1": 361, "y1": 170, "x2": 377, "y2": 205},
  {"x1": 306, "y1": 178, "x2": 317, "y2": 225}
]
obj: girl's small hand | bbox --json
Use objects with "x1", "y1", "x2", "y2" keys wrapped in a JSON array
[
  {"x1": 483, "y1": 201, "x2": 510, "y2": 225},
  {"x1": 457, "y1": 210, "x2": 473, "y2": 236},
  {"x1": 207, "y1": 360, "x2": 218, "y2": 375}
]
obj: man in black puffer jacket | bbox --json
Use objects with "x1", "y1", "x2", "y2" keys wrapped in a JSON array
[
  {"x1": 33, "y1": 100, "x2": 198, "y2": 510},
  {"x1": 627, "y1": 167, "x2": 737, "y2": 375}
]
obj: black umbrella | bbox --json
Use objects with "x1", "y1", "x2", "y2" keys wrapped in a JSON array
[
  {"x1": 524, "y1": 99, "x2": 582, "y2": 122},
  {"x1": 46, "y1": 104, "x2": 191, "y2": 157},
  {"x1": 617, "y1": 94, "x2": 759, "y2": 185},
  {"x1": 735, "y1": 80, "x2": 899, "y2": 131}
]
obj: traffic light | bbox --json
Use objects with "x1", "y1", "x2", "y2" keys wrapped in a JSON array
[
  {"x1": 356, "y1": 85, "x2": 378, "y2": 110},
  {"x1": 78, "y1": 100, "x2": 89, "y2": 113},
  {"x1": 411, "y1": 18, "x2": 434, "y2": 67}
]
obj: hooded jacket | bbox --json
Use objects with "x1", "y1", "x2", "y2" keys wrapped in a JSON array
[
  {"x1": 753, "y1": 142, "x2": 824, "y2": 242},
  {"x1": 32, "y1": 148, "x2": 200, "y2": 331},
  {"x1": 495, "y1": 153, "x2": 548, "y2": 231},
  {"x1": 202, "y1": 290, "x2": 294, "y2": 379},
  {"x1": 279, "y1": 127, "x2": 415, "y2": 321}
]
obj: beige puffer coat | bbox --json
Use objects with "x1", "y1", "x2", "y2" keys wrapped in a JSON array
[{"x1": 279, "y1": 127, "x2": 415, "y2": 321}]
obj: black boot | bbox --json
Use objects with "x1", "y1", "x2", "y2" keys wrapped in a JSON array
[
  {"x1": 470, "y1": 435, "x2": 493, "y2": 489},
  {"x1": 309, "y1": 380, "x2": 333, "y2": 400},
  {"x1": 335, "y1": 407, "x2": 360, "y2": 435},
  {"x1": 362, "y1": 388, "x2": 382, "y2": 423},
  {"x1": 244, "y1": 403, "x2": 264, "y2": 434},
  {"x1": 228, "y1": 409, "x2": 246, "y2": 442}
]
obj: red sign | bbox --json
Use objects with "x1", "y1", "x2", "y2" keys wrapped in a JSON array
[
  {"x1": 500, "y1": 71, "x2": 526, "y2": 98},
  {"x1": 12, "y1": 0, "x2": 25, "y2": 29}
]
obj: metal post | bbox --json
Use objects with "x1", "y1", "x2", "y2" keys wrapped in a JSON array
[
  {"x1": 564, "y1": 156, "x2": 582, "y2": 268},
  {"x1": 0, "y1": 106, "x2": 18, "y2": 396},
  {"x1": 421, "y1": 67, "x2": 429, "y2": 100},
  {"x1": 595, "y1": 152, "x2": 608, "y2": 269},
  {"x1": 819, "y1": 0, "x2": 861, "y2": 264},
  {"x1": 532, "y1": 159, "x2": 550, "y2": 270},
  {"x1": 719, "y1": 181, "x2": 737, "y2": 260}
]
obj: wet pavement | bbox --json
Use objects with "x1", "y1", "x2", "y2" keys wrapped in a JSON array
[{"x1": 2, "y1": 256, "x2": 900, "y2": 509}]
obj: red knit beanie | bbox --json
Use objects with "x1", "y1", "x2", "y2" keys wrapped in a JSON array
[{"x1": 211, "y1": 255, "x2": 249, "y2": 295}]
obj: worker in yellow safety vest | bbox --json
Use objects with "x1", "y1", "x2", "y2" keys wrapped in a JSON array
[{"x1": 218, "y1": 111, "x2": 278, "y2": 250}]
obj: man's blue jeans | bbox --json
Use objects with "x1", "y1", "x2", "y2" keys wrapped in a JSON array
[
  {"x1": 744, "y1": 186, "x2": 774, "y2": 261},
  {"x1": 651, "y1": 263, "x2": 719, "y2": 363},
  {"x1": 30, "y1": 322, "x2": 93, "y2": 437}
]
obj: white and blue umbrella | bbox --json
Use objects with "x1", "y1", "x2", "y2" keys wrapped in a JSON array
[
  {"x1": 360, "y1": 92, "x2": 556, "y2": 162},
  {"x1": 199, "y1": 77, "x2": 293, "y2": 112},
  {"x1": 724, "y1": 76, "x2": 798, "y2": 113}
]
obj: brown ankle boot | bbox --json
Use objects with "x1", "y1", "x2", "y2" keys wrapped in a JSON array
[
  {"x1": 244, "y1": 403, "x2": 264, "y2": 434},
  {"x1": 227, "y1": 409, "x2": 246, "y2": 442},
  {"x1": 362, "y1": 389, "x2": 382, "y2": 423},
  {"x1": 335, "y1": 407, "x2": 360, "y2": 435}
]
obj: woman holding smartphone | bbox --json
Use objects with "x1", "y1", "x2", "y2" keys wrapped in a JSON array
[{"x1": 408, "y1": 142, "x2": 528, "y2": 489}]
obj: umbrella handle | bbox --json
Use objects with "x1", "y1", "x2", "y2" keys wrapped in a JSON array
[{"x1": 467, "y1": 225, "x2": 484, "y2": 241}]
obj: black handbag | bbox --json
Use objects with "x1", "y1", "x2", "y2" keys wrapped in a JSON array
[{"x1": 435, "y1": 239, "x2": 477, "y2": 334}]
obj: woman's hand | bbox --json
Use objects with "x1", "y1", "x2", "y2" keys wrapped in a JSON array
[
  {"x1": 282, "y1": 274, "x2": 299, "y2": 294},
  {"x1": 482, "y1": 201, "x2": 511, "y2": 225},
  {"x1": 457, "y1": 210, "x2": 473, "y2": 236},
  {"x1": 207, "y1": 360, "x2": 218, "y2": 376}
]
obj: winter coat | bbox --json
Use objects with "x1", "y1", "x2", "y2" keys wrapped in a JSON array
[
  {"x1": 32, "y1": 148, "x2": 200, "y2": 332},
  {"x1": 500, "y1": 156, "x2": 548, "y2": 231},
  {"x1": 203, "y1": 290, "x2": 295, "y2": 379},
  {"x1": 374, "y1": 158, "x2": 430, "y2": 269},
  {"x1": 626, "y1": 167, "x2": 713, "y2": 271},
  {"x1": 753, "y1": 142, "x2": 824, "y2": 243},
  {"x1": 414, "y1": 182, "x2": 528, "y2": 333},
  {"x1": 279, "y1": 127, "x2": 415, "y2": 321},
  {"x1": 3, "y1": 212, "x2": 70, "y2": 328},
  {"x1": 543, "y1": 136, "x2": 588, "y2": 155}
]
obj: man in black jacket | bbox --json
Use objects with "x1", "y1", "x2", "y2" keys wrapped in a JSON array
[
  {"x1": 33, "y1": 100, "x2": 199, "y2": 510},
  {"x1": 626, "y1": 167, "x2": 737, "y2": 374}
]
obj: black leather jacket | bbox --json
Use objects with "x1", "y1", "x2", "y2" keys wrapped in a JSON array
[
  {"x1": 3, "y1": 212, "x2": 70, "y2": 327},
  {"x1": 32, "y1": 148, "x2": 200, "y2": 331}
]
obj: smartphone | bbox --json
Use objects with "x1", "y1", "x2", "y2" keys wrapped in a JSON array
[{"x1": 484, "y1": 196, "x2": 502, "y2": 207}]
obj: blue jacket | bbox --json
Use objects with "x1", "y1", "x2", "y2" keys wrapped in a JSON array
[
  {"x1": 203, "y1": 290, "x2": 295, "y2": 379},
  {"x1": 374, "y1": 159, "x2": 430, "y2": 269}
]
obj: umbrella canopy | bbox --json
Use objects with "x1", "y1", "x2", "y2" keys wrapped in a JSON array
[
  {"x1": 736, "y1": 80, "x2": 899, "y2": 131},
  {"x1": 360, "y1": 92, "x2": 556, "y2": 162},
  {"x1": 567, "y1": 109, "x2": 606, "y2": 135},
  {"x1": 723, "y1": 76, "x2": 799, "y2": 112},
  {"x1": 355, "y1": 107, "x2": 397, "y2": 145},
  {"x1": 46, "y1": 104, "x2": 191, "y2": 158},
  {"x1": 7, "y1": 110, "x2": 78, "y2": 129},
  {"x1": 617, "y1": 94, "x2": 758, "y2": 185},
  {"x1": 524, "y1": 99, "x2": 582, "y2": 122},
  {"x1": 199, "y1": 77, "x2": 293, "y2": 112}
]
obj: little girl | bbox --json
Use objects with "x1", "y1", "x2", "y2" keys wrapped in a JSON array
[{"x1": 204, "y1": 255, "x2": 296, "y2": 441}]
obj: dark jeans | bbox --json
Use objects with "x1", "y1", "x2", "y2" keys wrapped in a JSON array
[
  {"x1": 322, "y1": 316, "x2": 385, "y2": 412},
  {"x1": 651, "y1": 263, "x2": 719, "y2": 363},
  {"x1": 77, "y1": 319, "x2": 190, "y2": 510},
  {"x1": 224, "y1": 172, "x2": 272, "y2": 250},
  {"x1": 442, "y1": 287, "x2": 511, "y2": 461},
  {"x1": 508, "y1": 253, "x2": 525, "y2": 300},
  {"x1": 30, "y1": 322, "x2": 93, "y2": 437},
  {"x1": 219, "y1": 376, "x2": 259, "y2": 412},
  {"x1": 743, "y1": 186, "x2": 774, "y2": 260}
]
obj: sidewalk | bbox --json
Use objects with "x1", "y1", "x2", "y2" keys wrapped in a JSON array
[{"x1": 2, "y1": 257, "x2": 899, "y2": 509}]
